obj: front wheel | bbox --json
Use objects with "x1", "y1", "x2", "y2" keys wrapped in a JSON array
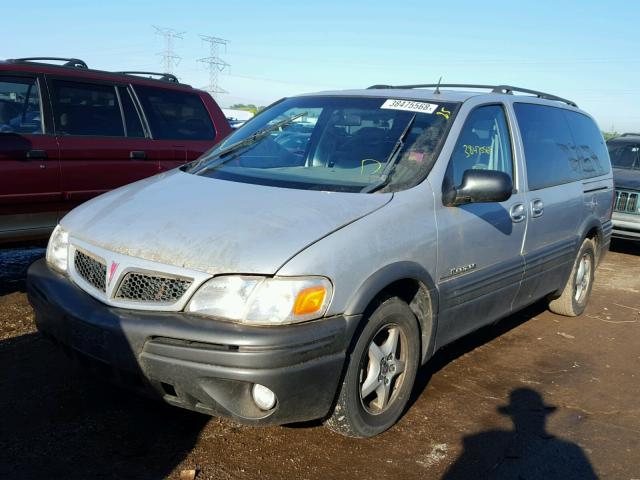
[
  {"x1": 325, "y1": 297, "x2": 420, "y2": 438},
  {"x1": 548, "y1": 238, "x2": 596, "y2": 317}
]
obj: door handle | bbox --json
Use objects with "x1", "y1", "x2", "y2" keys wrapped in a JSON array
[
  {"x1": 509, "y1": 203, "x2": 526, "y2": 223},
  {"x1": 25, "y1": 149, "x2": 47, "y2": 160},
  {"x1": 130, "y1": 150, "x2": 147, "y2": 160},
  {"x1": 531, "y1": 199, "x2": 544, "y2": 218}
]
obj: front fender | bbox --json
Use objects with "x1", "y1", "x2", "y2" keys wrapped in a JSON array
[
  {"x1": 344, "y1": 261, "x2": 438, "y2": 316},
  {"x1": 344, "y1": 261, "x2": 439, "y2": 363}
]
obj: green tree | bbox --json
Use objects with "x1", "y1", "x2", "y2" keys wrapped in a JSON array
[{"x1": 602, "y1": 131, "x2": 619, "y2": 141}]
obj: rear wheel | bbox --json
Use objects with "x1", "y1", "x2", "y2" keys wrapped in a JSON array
[
  {"x1": 548, "y1": 238, "x2": 595, "y2": 317},
  {"x1": 325, "y1": 297, "x2": 420, "y2": 438}
]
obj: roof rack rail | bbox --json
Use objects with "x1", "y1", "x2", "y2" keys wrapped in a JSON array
[
  {"x1": 115, "y1": 71, "x2": 179, "y2": 83},
  {"x1": 620, "y1": 132, "x2": 640, "y2": 137},
  {"x1": 367, "y1": 83, "x2": 578, "y2": 107},
  {"x1": 8, "y1": 57, "x2": 88, "y2": 69}
]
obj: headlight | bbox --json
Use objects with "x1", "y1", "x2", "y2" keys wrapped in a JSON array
[
  {"x1": 46, "y1": 225, "x2": 69, "y2": 273},
  {"x1": 186, "y1": 276, "x2": 332, "y2": 325}
]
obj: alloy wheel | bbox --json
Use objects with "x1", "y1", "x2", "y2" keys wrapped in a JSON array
[{"x1": 359, "y1": 324, "x2": 408, "y2": 415}]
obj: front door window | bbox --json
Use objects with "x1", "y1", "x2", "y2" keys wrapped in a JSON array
[{"x1": 446, "y1": 104, "x2": 514, "y2": 188}]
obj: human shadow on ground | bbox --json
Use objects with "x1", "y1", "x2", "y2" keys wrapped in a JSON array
[{"x1": 441, "y1": 388, "x2": 597, "y2": 479}]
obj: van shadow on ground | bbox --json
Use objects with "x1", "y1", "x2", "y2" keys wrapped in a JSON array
[
  {"x1": 409, "y1": 300, "x2": 548, "y2": 410},
  {"x1": 0, "y1": 248, "x2": 207, "y2": 479},
  {"x1": 0, "y1": 246, "x2": 45, "y2": 295},
  {"x1": 0, "y1": 331, "x2": 209, "y2": 479},
  {"x1": 610, "y1": 238, "x2": 640, "y2": 256}
]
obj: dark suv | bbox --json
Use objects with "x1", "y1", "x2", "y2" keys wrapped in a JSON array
[
  {"x1": 607, "y1": 133, "x2": 640, "y2": 240},
  {"x1": 0, "y1": 57, "x2": 231, "y2": 244}
]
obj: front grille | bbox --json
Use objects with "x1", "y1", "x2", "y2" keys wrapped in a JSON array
[
  {"x1": 614, "y1": 190, "x2": 639, "y2": 214},
  {"x1": 115, "y1": 272, "x2": 192, "y2": 303},
  {"x1": 74, "y1": 250, "x2": 107, "y2": 292}
]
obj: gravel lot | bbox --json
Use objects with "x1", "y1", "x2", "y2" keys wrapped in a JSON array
[{"x1": 0, "y1": 241, "x2": 639, "y2": 479}]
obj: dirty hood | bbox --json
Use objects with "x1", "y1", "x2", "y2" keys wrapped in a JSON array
[{"x1": 61, "y1": 170, "x2": 392, "y2": 275}]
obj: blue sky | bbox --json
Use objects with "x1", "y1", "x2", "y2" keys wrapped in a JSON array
[{"x1": 3, "y1": 0, "x2": 639, "y2": 131}]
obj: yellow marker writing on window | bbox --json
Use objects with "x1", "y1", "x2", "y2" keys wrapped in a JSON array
[
  {"x1": 463, "y1": 144, "x2": 492, "y2": 158},
  {"x1": 361, "y1": 159, "x2": 382, "y2": 175},
  {"x1": 436, "y1": 107, "x2": 451, "y2": 120}
]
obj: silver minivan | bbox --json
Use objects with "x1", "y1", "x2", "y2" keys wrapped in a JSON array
[{"x1": 28, "y1": 84, "x2": 613, "y2": 438}]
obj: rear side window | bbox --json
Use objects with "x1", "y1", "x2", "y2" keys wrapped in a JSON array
[
  {"x1": 563, "y1": 110, "x2": 610, "y2": 177},
  {"x1": 0, "y1": 77, "x2": 43, "y2": 135},
  {"x1": 447, "y1": 104, "x2": 514, "y2": 187},
  {"x1": 50, "y1": 80, "x2": 124, "y2": 136},
  {"x1": 514, "y1": 103, "x2": 579, "y2": 190},
  {"x1": 134, "y1": 86, "x2": 215, "y2": 140}
]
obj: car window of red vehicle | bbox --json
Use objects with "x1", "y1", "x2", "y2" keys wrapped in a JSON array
[
  {"x1": 49, "y1": 80, "x2": 125, "y2": 137},
  {"x1": 133, "y1": 85, "x2": 216, "y2": 141},
  {"x1": 0, "y1": 78, "x2": 43, "y2": 135}
]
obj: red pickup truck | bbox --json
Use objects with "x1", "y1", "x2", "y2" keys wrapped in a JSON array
[{"x1": 0, "y1": 57, "x2": 231, "y2": 244}]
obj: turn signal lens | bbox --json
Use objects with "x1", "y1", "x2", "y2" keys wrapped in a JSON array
[{"x1": 293, "y1": 286, "x2": 327, "y2": 316}]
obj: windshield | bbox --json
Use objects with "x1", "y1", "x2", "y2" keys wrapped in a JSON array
[
  {"x1": 608, "y1": 142, "x2": 640, "y2": 170},
  {"x1": 188, "y1": 96, "x2": 459, "y2": 193}
]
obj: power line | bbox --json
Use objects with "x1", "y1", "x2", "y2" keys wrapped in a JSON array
[
  {"x1": 153, "y1": 25, "x2": 185, "y2": 75},
  {"x1": 198, "y1": 35, "x2": 230, "y2": 99}
]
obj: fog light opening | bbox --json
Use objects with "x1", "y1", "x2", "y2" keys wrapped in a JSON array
[
  {"x1": 251, "y1": 383, "x2": 277, "y2": 411},
  {"x1": 161, "y1": 382, "x2": 177, "y2": 397}
]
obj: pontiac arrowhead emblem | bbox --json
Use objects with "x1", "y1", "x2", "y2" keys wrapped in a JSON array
[{"x1": 108, "y1": 261, "x2": 119, "y2": 285}]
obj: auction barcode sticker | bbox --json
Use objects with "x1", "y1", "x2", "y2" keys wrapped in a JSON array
[{"x1": 381, "y1": 99, "x2": 439, "y2": 114}]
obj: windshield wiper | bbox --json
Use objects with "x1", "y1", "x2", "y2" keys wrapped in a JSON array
[
  {"x1": 190, "y1": 111, "x2": 308, "y2": 174},
  {"x1": 362, "y1": 114, "x2": 417, "y2": 193}
]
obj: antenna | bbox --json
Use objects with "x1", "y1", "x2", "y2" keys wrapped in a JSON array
[
  {"x1": 198, "y1": 35, "x2": 230, "y2": 100},
  {"x1": 434, "y1": 76, "x2": 442, "y2": 95},
  {"x1": 153, "y1": 25, "x2": 185, "y2": 75}
]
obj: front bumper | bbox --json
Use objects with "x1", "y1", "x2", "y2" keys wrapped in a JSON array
[
  {"x1": 27, "y1": 259, "x2": 361, "y2": 425},
  {"x1": 612, "y1": 212, "x2": 640, "y2": 241}
]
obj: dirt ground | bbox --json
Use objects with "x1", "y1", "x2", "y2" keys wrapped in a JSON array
[{"x1": 1, "y1": 242, "x2": 639, "y2": 479}]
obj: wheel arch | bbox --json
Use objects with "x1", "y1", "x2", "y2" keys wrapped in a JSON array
[
  {"x1": 577, "y1": 216, "x2": 604, "y2": 263},
  {"x1": 344, "y1": 262, "x2": 439, "y2": 364}
]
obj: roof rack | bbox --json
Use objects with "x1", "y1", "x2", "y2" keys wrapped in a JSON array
[
  {"x1": 115, "y1": 71, "x2": 179, "y2": 83},
  {"x1": 366, "y1": 83, "x2": 578, "y2": 107},
  {"x1": 8, "y1": 57, "x2": 88, "y2": 69}
]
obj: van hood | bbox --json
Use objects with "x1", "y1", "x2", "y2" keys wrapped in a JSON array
[
  {"x1": 614, "y1": 167, "x2": 640, "y2": 191},
  {"x1": 61, "y1": 170, "x2": 392, "y2": 275}
]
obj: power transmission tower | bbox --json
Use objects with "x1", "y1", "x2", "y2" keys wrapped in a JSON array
[
  {"x1": 198, "y1": 35, "x2": 230, "y2": 99},
  {"x1": 153, "y1": 25, "x2": 185, "y2": 75}
]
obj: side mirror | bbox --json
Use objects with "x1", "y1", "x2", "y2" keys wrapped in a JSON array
[{"x1": 443, "y1": 169, "x2": 513, "y2": 206}]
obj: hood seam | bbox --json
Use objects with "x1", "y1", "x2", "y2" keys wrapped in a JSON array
[{"x1": 273, "y1": 193, "x2": 395, "y2": 276}]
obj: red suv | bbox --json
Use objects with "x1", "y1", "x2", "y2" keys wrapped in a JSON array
[{"x1": 0, "y1": 57, "x2": 231, "y2": 244}]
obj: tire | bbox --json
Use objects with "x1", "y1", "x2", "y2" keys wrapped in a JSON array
[
  {"x1": 325, "y1": 297, "x2": 420, "y2": 438},
  {"x1": 548, "y1": 238, "x2": 596, "y2": 317}
]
